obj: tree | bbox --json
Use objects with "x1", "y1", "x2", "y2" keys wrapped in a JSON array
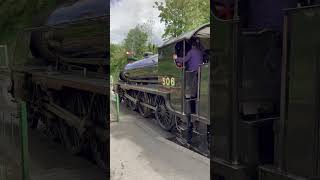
[
  {"x1": 140, "y1": 20, "x2": 158, "y2": 55},
  {"x1": 124, "y1": 25, "x2": 149, "y2": 59},
  {"x1": 110, "y1": 43, "x2": 127, "y2": 77},
  {"x1": 140, "y1": 19, "x2": 155, "y2": 45},
  {"x1": 154, "y1": 0, "x2": 210, "y2": 39},
  {"x1": 111, "y1": 24, "x2": 158, "y2": 78}
]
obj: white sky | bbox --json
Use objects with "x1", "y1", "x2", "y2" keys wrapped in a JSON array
[{"x1": 110, "y1": 0, "x2": 165, "y2": 45}]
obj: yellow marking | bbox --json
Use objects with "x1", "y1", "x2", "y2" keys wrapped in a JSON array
[
  {"x1": 162, "y1": 77, "x2": 166, "y2": 86},
  {"x1": 165, "y1": 77, "x2": 170, "y2": 86},
  {"x1": 162, "y1": 76, "x2": 176, "y2": 87},
  {"x1": 171, "y1": 77, "x2": 175, "y2": 86}
]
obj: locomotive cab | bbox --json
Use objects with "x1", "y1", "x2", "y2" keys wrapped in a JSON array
[
  {"x1": 158, "y1": 24, "x2": 210, "y2": 115},
  {"x1": 158, "y1": 24, "x2": 210, "y2": 153}
]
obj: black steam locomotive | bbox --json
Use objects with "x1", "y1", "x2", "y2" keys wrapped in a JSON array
[
  {"x1": 11, "y1": 0, "x2": 108, "y2": 170},
  {"x1": 117, "y1": 0, "x2": 320, "y2": 180},
  {"x1": 115, "y1": 23, "x2": 211, "y2": 155}
]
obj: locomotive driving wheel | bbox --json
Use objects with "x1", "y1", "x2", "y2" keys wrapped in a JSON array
[
  {"x1": 126, "y1": 90, "x2": 138, "y2": 111},
  {"x1": 59, "y1": 120, "x2": 82, "y2": 154},
  {"x1": 27, "y1": 84, "x2": 42, "y2": 129},
  {"x1": 90, "y1": 95, "x2": 107, "y2": 128},
  {"x1": 155, "y1": 97, "x2": 175, "y2": 131},
  {"x1": 38, "y1": 114, "x2": 60, "y2": 141},
  {"x1": 90, "y1": 137, "x2": 108, "y2": 170},
  {"x1": 27, "y1": 104, "x2": 40, "y2": 129},
  {"x1": 137, "y1": 92, "x2": 152, "y2": 118},
  {"x1": 86, "y1": 94, "x2": 108, "y2": 169},
  {"x1": 60, "y1": 91, "x2": 89, "y2": 154}
]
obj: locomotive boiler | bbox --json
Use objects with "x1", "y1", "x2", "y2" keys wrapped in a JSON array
[
  {"x1": 30, "y1": 0, "x2": 107, "y2": 62},
  {"x1": 11, "y1": 0, "x2": 108, "y2": 170},
  {"x1": 119, "y1": 54, "x2": 158, "y2": 83}
]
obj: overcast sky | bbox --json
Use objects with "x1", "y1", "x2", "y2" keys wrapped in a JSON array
[{"x1": 110, "y1": 0, "x2": 165, "y2": 45}]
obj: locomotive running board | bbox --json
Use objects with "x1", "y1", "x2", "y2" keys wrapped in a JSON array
[
  {"x1": 117, "y1": 82, "x2": 188, "y2": 121},
  {"x1": 125, "y1": 79, "x2": 158, "y2": 84},
  {"x1": 117, "y1": 82, "x2": 168, "y2": 97}
]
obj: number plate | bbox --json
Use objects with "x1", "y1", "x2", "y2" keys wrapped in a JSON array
[{"x1": 161, "y1": 76, "x2": 175, "y2": 87}]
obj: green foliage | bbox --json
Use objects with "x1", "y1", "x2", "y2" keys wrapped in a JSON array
[
  {"x1": 111, "y1": 24, "x2": 158, "y2": 78},
  {"x1": 154, "y1": 0, "x2": 210, "y2": 39},
  {"x1": 124, "y1": 25, "x2": 149, "y2": 59},
  {"x1": 0, "y1": 0, "x2": 56, "y2": 64},
  {"x1": 123, "y1": 24, "x2": 158, "y2": 59},
  {"x1": 110, "y1": 43, "x2": 127, "y2": 78}
]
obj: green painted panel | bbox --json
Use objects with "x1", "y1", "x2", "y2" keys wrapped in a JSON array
[
  {"x1": 158, "y1": 43, "x2": 183, "y2": 112},
  {"x1": 199, "y1": 64, "x2": 209, "y2": 119},
  {"x1": 125, "y1": 66, "x2": 157, "y2": 80},
  {"x1": 211, "y1": 16, "x2": 238, "y2": 161},
  {"x1": 285, "y1": 6, "x2": 320, "y2": 177}
]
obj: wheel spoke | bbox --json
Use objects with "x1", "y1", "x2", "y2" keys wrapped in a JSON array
[
  {"x1": 60, "y1": 91, "x2": 90, "y2": 154},
  {"x1": 138, "y1": 93, "x2": 152, "y2": 118},
  {"x1": 155, "y1": 98, "x2": 174, "y2": 131},
  {"x1": 91, "y1": 138, "x2": 108, "y2": 170}
]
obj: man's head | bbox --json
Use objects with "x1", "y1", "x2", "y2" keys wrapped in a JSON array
[{"x1": 191, "y1": 41, "x2": 198, "y2": 48}]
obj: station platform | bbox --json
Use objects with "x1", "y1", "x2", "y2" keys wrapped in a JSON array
[{"x1": 110, "y1": 90, "x2": 210, "y2": 180}]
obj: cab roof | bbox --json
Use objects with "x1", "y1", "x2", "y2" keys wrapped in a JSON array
[{"x1": 159, "y1": 23, "x2": 210, "y2": 48}]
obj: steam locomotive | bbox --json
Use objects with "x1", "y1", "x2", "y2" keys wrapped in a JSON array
[
  {"x1": 117, "y1": 0, "x2": 320, "y2": 180},
  {"x1": 11, "y1": 0, "x2": 108, "y2": 170},
  {"x1": 115, "y1": 23, "x2": 211, "y2": 155}
]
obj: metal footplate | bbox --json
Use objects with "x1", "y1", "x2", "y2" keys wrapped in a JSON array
[{"x1": 211, "y1": 157, "x2": 249, "y2": 180}]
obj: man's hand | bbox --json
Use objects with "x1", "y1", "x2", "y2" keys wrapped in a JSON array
[{"x1": 173, "y1": 54, "x2": 177, "y2": 60}]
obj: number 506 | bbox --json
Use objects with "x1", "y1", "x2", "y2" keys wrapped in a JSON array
[{"x1": 162, "y1": 77, "x2": 175, "y2": 87}]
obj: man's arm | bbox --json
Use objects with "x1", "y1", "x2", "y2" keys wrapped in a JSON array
[{"x1": 174, "y1": 50, "x2": 192, "y2": 63}]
